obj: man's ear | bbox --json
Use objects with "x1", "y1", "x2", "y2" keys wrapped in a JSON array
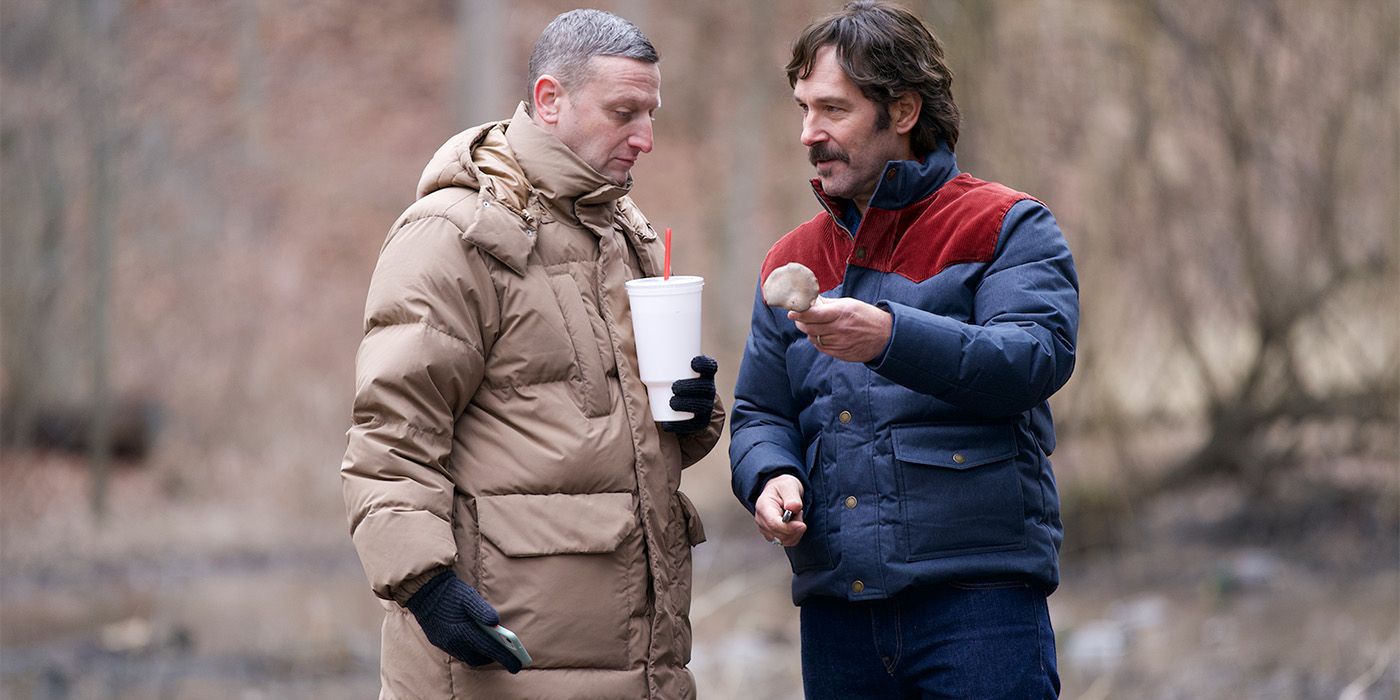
[
  {"x1": 891, "y1": 91, "x2": 922, "y2": 136},
  {"x1": 532, "y1": 75, "x2": 566, "y2": 126}
]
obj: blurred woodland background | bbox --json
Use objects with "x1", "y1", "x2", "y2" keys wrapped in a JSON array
[{"x1": 1, "y1": 0, "x2": 1396, "y2": 697}]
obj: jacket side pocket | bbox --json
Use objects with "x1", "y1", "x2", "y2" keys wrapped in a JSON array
[
  {"x1": 786, "y1": 434, "x2": 835, "y2": 573},
  {"x1": 475, "y1": 492, "x2": 641, "y2": 669}
]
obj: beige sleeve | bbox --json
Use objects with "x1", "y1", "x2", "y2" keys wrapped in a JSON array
[{"x1": 340, "y1": 215, "x2": 498, "y2": 604}]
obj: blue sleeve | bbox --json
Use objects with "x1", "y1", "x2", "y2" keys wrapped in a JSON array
[
  {"x1": 729, "y1": 281, "x2": 811, "y2": 513},
  {"x1": 867, "y1": 199, "x2": 1079, "y2": 415}
]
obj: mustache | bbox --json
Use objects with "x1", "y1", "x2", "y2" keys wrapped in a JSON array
[{"x1": 808, "y1": 143, "x2": 850, "y2": 165}]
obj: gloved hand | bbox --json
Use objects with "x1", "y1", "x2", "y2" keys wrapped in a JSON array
[
  {"x1": 659, "y1": 355, "x2": 718, "y2": 434},
  {"x1": 405, "y1": 570, "x2": 524, "y2": 673}
]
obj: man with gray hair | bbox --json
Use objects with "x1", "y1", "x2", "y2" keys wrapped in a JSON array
[{"x1": 343, "y1": 9, "x2": 722, "y2": 698}]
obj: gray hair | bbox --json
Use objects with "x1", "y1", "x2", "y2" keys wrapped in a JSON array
[{"x1": 525, "y1": 9, "x2": 658, "y2": 112}]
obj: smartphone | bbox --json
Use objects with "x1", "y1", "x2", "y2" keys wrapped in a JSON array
[{"x1": 476, "y1": 622, "x2": 533, "y2": 667}]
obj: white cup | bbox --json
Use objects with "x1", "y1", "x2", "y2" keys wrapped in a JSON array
[{"x1": 624, "y1": 275, "x2": 704, "y2": 422}]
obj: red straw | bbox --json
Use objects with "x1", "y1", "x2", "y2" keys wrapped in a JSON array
[{"x1": 663, "y1": 227, "x2": 672, "y2": 280}]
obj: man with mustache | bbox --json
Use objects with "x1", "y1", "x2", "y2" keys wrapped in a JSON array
[
  {"x1": 730, "y1": 2, "x2": 1078, "y2": 697},
  {"x1": 343, "y1": 9, "x2": 722, "y2": 698}
]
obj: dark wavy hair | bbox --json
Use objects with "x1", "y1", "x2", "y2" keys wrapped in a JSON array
[{"x1": 786, "y1": 1, "x2": 959, "y2": 154}]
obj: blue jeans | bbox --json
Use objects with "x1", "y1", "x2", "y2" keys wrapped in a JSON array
[{"x1": 799, "y1": 582, "x2": 1059, "y2": 699}]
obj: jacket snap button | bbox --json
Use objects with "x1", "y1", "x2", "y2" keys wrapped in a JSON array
[
  {"x1": 855, "y1": 247, "x2": 866, "y2": 259},
  {"x1": 845, "y1": 496, "x2": 857, "y2": 509},
  {"x1": 838, "y1": 410, "x2": 852, "y2": 424},
  {"x1": 952, "y1": 453, "x2": 966, "y2": 464},
  {"x1": 851, "y1": 580, "x2": 865, "y2": 593},
  {"x1": 885, "y1": 169, "x2": 897, "y2": 181}
]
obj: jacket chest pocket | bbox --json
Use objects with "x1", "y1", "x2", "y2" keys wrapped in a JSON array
[
  {"x1": 892, "y1": 423, "x2": 1027, "y2": 560},
  {"x1": 545, "y1": 272, "x2": 612, "y2": 417}
]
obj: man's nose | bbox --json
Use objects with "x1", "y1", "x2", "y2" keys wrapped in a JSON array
[
  {"x1": 800, "y1": 114, "x2": 824, "y2": 148},
  {"x1": 629, "y1": 120, "x2": 654, "y2": 154}
]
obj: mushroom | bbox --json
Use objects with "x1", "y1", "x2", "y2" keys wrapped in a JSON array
[{"x1": 762, "y1": 262, "x2": 822, "y2": 312}]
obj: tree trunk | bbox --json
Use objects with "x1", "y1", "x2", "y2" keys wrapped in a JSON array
[
  {"x1": 456, "y1": 0, "x2": 508, "y2": 126},
  {"x1": 83, "y1": 0, "x2": 122, "y2": 519}
]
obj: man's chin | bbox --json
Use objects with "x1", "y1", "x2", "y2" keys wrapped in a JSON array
[{"x1": 816, "y1": 174, "x2": 853, "y2": 198}]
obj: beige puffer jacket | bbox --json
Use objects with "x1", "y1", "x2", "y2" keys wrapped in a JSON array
[{"x1": 342, "y1": 102, "x2": 723, "y2": 699}]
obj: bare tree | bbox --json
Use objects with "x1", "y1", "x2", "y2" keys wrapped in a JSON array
[
  {"x1": 714, "y1": 0, "x2": 775, "y2": 353},
  {"x1": 913, "y1": 0, "x2": 1397, "y2": 505},
  {"x1": 456, "y1": 0, "x2": 508, "y2": 127},
  {"x1": 82, "y1": 0, "x2": 125, "y2": 518},
  {"x1": 1119, "y1": 0, "x2": 1399, "y2": 492},
  {"x1": 0, "y1": 123, "x2": 68, "y2": 451},
  {"x1": 237, "y1": 0, "x2": 266, "y2": 162}
]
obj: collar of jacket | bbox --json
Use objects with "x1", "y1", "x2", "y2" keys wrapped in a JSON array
[
  {"x1": 811, "y1": 141, "x2": 959, "y2": 235},
  {"x1": 413, "y1": 103, "x2": 649, "y2": 276},
  {"x1": 504, "y1": 102, "x2": 633, "y2": 232}
]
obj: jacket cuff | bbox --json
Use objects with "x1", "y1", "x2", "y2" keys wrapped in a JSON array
[
  {"x1": 868, "y1": 301, "x2": 898, "y2": 367},
  {"x1": 351, "y1": 507, "x2": 458, "y2": 605},
  {"x1": 678, "y1": 395, "x2": 727, "y2": 468},
  {"x1": 735, "y1": 445, "x2": 812, "y2": 513},
  {"x1": 752, "y1": 466, "x2": 808, "y2": 507},
  {"x1": 394, "y1": 566, "x2": 453, "y2": 607},
  {"x1": 866, "y1": 300, "x2": 962, "y2": 388}
]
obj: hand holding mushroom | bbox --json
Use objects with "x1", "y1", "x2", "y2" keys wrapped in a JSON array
[{"x1": 763, "y1": 262, "x2": 893, "y2": 363}]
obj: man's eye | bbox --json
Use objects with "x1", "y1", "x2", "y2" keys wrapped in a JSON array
[
  {"x1": 825, "y1": 105, "x2": 843, "y2": 114},
  {"x1": 615, "y1": 110, "x2": 634, "y2": 120}
]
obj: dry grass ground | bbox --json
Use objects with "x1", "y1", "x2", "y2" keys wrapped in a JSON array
[{"x1": 2, "y1": 448, "x2": 1395, "y2": 699}]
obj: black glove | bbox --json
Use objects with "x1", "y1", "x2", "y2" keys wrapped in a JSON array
[
  {"x1": 660, "y1": 355, "x2": 718, "y2": 434},
  {"x1": 405, "y1": 571, "x2": 523, "y2": 673}
]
